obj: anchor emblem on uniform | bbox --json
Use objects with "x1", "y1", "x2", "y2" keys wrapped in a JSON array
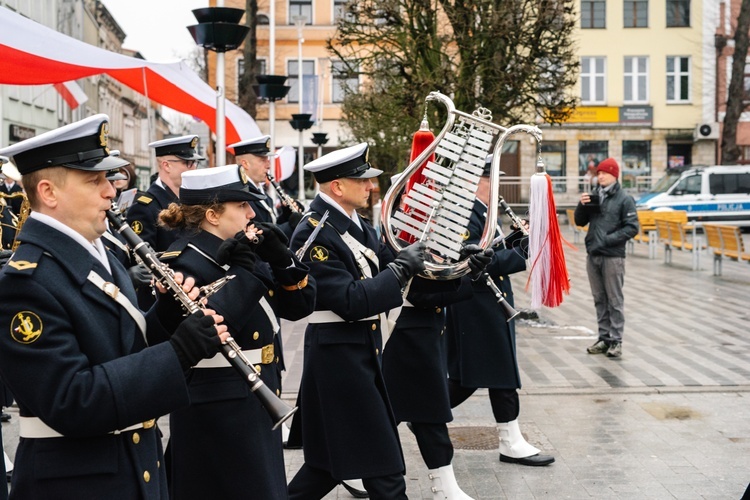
[{"x1": 11, "y1": 311, "x2": 43, "y2": 344}]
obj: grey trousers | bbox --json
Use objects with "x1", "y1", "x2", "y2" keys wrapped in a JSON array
[{"x1": 586, "y1": 254, "x2": 626, "y2": 344}]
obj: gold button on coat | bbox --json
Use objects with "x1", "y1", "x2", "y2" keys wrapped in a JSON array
[
  {"x1": 132, "y1": 432, "x2": 140, "y2": 444},
  {"x1": 435, "y1": 307, "x2": 442, "y2": 313},
  {"x1": 375, "y1": 348, "x2": 379, "y2": 355},
  {"x1": 371, "y1": 323, "x2": 377, "y2": 331},
  {"x1": 253, "y1": 332, "x2": 260, "y2": 340},
  {"x1": 268, "y1": 290, "x2": 274, "y2": 297},
  {"x1": 255, "y1": 365, "x2": 261, "y2": 373},
  {"x1": 143, "y1": 471, "x2": 151, "y2": 482}
]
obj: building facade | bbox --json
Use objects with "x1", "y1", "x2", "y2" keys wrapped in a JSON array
[{"x1": 216, "y1": 0, "x2": 741, "y2": 205}]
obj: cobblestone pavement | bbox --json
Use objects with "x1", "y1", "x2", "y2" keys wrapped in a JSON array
[{"x1": 2, "y1": 229, "x2": 748, "y2": 498}]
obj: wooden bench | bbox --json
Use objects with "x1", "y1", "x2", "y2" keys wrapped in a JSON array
[
  {"x1": 566, "y1": 208, "x2": 588, "y2": 244},
  {"x1": 653, "y1": 211, "x2": 705, "y2": 268},
  {"x1": 628, "y1": 210, "x2": 658, "y2": 258},
  {"x1": 703, "y1": 223, "x2": 750, "y2": 275}
]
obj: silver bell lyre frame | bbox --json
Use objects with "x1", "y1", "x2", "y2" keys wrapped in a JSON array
[{"x1": 381, "y1": 91, "x2": 543, "y2": 280}]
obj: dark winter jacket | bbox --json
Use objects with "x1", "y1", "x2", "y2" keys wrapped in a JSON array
[{"x1": 574, "y1": 181, "x2": 639, "y2": 258}]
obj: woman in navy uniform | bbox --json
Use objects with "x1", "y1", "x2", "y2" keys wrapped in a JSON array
[
  {"x1": 446, "y1": 156, "x2": 554, "y2": 468},
  {"x1": 0, "y1": 115, "x2": 227, "y2": 499},
  {"x1": 287, "y1": 143, "x2": 425, "y2": 500},
  {"x1": 158, "y1": 164, "x2": 315, "y2": 500}
]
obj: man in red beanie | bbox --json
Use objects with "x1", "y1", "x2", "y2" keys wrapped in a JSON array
[{"x1": 574, "y1": 158, "x2": 639, "y2": 358}]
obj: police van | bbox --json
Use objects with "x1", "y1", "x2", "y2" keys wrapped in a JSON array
[{"x1": 636, "y1": 165, "x2": 750, "y2": 222}]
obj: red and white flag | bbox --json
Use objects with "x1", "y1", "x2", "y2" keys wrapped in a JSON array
[
  {"x1": 53, "y1": 80, "x2": 88, "y2": 110},
  {"x1": 274, "y1": 146, "x2": 297, "y2": 182}
]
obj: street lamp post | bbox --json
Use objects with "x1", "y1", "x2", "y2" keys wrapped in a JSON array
[
  {"x1": 188, "y1": 6, "x2": 249, "y2": 167},
  {"x1": 293, "y1": 15, "x2": 307, "y2": 201}
]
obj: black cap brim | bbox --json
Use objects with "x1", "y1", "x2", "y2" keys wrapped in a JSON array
[{"x1": 65, "y1": 155, "x2": 129, "y2": 173}]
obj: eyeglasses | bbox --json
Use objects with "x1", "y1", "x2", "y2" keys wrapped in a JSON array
[{"x1": 166, "y1": 159, "x2": 197, "y2": 169}]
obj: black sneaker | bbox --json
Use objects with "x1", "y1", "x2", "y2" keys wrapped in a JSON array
[
  {"x1": 606, "y1": 342, "x2": 622, "y2": 358},
  {"x1": 586, "y1": 340, "x2": 608, "y2": 354}
]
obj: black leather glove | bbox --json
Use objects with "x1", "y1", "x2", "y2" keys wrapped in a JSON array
[
  {"x1": 254, "y1": 222, "x2": 293, "y2": 268},
  {"x1": 127, "y1": 262, "x2": 152, "y2": 288},
  {"x1": 386, "y1": 242, "x2": 426, "y2": 287},
  {"x1": 216, "y1": 231, "x2": 258, "y2": 272},
  {"x1": 288, "y1": 211, "x2": 303, "y2": 230},
  {"x1": 462, "y1": 244, "x2": 493, "y2": 280},
  {"x1": 169, "y1": 310, "x2": 222, "y2": 371},
  {"x1": 155, "y1": 289, "x2": 187, "y2": 334}
]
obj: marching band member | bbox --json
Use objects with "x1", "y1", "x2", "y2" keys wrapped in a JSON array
[
  {"x1": 287, "y1": 143, "x2": 425, "y2": 500},
  {"x1": 127, "y1": 136, "x2": 204, "y2": 308},
  {"x1": 229, "y1": 135, "x2": 278, "y2": 224},
  {"x1": 0, "y1": 115, "x2": 227, "y2": 499},
  {"x1": 446, "y1": 155, "x2": 555, "y2": 468},
  {"x1": 157, "y1": 164, "x2": 315, "y2": 500}
]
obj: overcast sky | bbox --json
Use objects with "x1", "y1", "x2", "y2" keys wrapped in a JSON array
[{"x1": 101, "y1": 0, "x2": 210, "y2": 63}]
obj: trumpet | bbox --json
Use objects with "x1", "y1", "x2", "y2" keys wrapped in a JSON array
[
  {"x1": 106, "y1": 203, "x2": 297, "y2": 430},
  {"x1": 266, "y1": 173, "x2": 302, "y2": 213}
]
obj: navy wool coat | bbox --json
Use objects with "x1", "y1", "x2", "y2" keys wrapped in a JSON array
[
  {"x1": 446, "y1": 199, "x2": 528, "y2": 389},
  {"x1": 382, "y1": 276, "x2": 471, "y2": 423},
  {"x1": 0, "y1": 218, "x2": 191, "y2": 500},
  {"x1": 289, "y1": 195, "x2": 405, "y2": 480},
  {"x1": 161, "y1": 230, "x2": 314, "y2": 500}
]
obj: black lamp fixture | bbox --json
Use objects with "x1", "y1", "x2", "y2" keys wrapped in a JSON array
[
  {"x1": 311, "y1": 132, "x2": 329, "y2": 146},
  {"x1": 187, "y1": 7, "x2": 250, "y2": 52},
  {"x1": 253, "y1": 74, "x2": 291, "y2": 102},
  {"x1": 290, "y1": 113, "x2": 315, "y2": 132}
]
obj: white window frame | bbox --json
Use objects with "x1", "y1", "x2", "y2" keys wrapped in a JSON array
[
  {"x1": 288, "y1": 0, "x2": 313, "y2": 24},
  {"x1": 624, "y1": 56, "x2": 649, "y2": 104},
  {"x1": 331, "y1": 60, "x2": 359, "y2": 102},
  {"x1": 287, "y1": 59, "x2": 316, "y2": 103},
  {"x1": 581, "y1": 56, "x2": 607, "y2": 104},
  {"x1": 666, "y1": 56, "x2": 691, "y2": 103}
]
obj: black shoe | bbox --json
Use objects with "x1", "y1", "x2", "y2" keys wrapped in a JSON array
[
  {"x1": 500, "y1": 453, "x2": 555, "y2": 466},
  {"x1": 340, "y1": 480, "x2": 369, "y2": 498},
  {"x1": 0, "y1": 413, "x2": 10, "y2": 423}
]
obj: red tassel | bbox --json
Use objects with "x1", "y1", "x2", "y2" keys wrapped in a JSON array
[{"x1": 398, "y1": 117, "x2": 435, "y2": 243}]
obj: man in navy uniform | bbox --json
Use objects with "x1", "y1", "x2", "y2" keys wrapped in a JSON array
[
  {"x1": 127, "y1": 135, "x2": 203, "y2": 308},
  {"x1": 0, "y1": 160, "x2": 24, "y2": 217},
  {"x1": 446, "y1": 155, "x2": 554, "y2": 468},
  {"x1": 228, "y1": 135, "x2": 278, "y2": 224},
  {"x1": 287, "y1": 143, "x2": 426, "y2": 500},
  {"x1": 127, "y1": 135, "x2": 203, "y2": 252},
  {"x1": 0, "y1": 115, "x2": 228, "y2": 499}
]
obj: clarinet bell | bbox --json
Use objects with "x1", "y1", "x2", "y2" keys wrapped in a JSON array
[
  {"x1": 253, "y1": 382, "x2": 298, "y2": 430},
  {"x1": 498, "y1": 295, "x2": 520, "y2": 323}
]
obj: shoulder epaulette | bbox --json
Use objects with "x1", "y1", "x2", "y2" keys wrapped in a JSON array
[
  {"x1": 306, "y1": 212, "x2": 323, "y2": 228},
  {"x1": 159, "y1": 250, "x2": 182, "y2": 261},
  {"x1": 3, "y1": 245, "x2": 44, "y2": 275},
  {"x1": 136, "y1": 195, "x2": 153, "y2": 205}
]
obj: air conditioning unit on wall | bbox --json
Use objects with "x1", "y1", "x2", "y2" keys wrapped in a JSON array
[{"x1": 694, "y1": 122, "x2": 720, "y2": 141}]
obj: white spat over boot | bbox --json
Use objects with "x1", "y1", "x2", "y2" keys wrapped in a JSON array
[
  {"x1": 497, "y1": 420, "x2": 555, "y2": 466},
  {"x1": 428, "y1": 464, "x2": 474, "y2": 500}
]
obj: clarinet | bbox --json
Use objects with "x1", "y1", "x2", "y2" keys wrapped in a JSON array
[
  {"x1": 498, "y1": 195, "x2": 529, "y2": 237},
  {"x1": 266, "y1": 173, "x2": 302, "y2": 213},
  {"x1": 106, "y1": 204, "x2": 297, "y2": 430}
]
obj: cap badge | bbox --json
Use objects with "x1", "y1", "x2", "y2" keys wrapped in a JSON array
[
  {"x1": 11, "y1": 311, "x2": 43, "y2": 344},
  {"x1": 239, "y1": 166, "x2": 249, "y2": 185},
  {"x1": 310, "y1": 246, "x2": 328, "y2": 262},
  {"x1": 98, "y1": 122, "x2": 110, "y2": 152},
  {"x1": 265, "y1": 139, "x2": 270, "y2": 149},
  {"x1": 190, "y1": 137, "x2": 198, "y2": 148}
]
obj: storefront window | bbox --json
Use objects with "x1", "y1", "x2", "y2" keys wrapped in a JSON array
[
  {"x1": 578, "y1": 141, "x2": 609, "y2": 192},
  {"x1": 622, "y1": 140, "x2": 651, "y2": 188},
  {"x1": 541, "y1": 141, "x2": 566, "y2": 192}
]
